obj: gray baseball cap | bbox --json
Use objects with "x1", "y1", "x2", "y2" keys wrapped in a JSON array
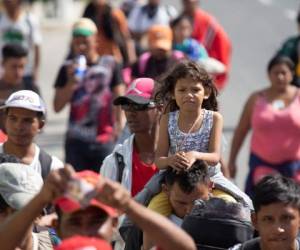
[{"x1": 0, "y1": 163, "x2": 43, "y2": 210}]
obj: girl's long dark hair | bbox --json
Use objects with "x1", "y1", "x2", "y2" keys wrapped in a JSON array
[
  {"x1": 155, "y1": 60, "x2": 219, "y2": 112},
  {"x1": 83, "y1": 2, "x2": 119, "y2": 42}
]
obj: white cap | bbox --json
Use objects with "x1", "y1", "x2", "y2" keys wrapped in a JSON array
[
  {"x1": 0, "y1": 90, "x2": 46, "y2": 115},
  {"x1": 0, "y1": 163, "x2": 43, "y2": 210}
]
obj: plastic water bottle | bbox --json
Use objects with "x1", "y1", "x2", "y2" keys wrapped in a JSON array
[{"x1": 74, "y1": 55, "x2": 87, "y2": 81}]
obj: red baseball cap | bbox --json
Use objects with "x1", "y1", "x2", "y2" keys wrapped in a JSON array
[
  {"x1": 55, "y1": 235, "x2": 112, "y2": 250},
  {"x1": 54, "y1": 170, "x2": 117, "y2": 217},
  {"x1": 113, "y1": 78, "x2": 155, "y2": 105}
]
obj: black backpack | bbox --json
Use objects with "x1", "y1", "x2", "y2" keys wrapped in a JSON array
[
  {"x1": 182, "y1": 217, "x2": 254, "y2": 250},
  {"x1": 181, "y1": 199, "x2": 254, "y2": 250}
]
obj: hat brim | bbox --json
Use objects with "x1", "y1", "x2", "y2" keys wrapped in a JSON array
[
  {"x1": 4, "y1": 192, "x2": 37, "y2": 210},
  {"x1": 113, "y1": 95, "x2": 151, "y2": 105},
  {"x1": 73, "y1": 28, "x2": 95, "y2": 37},
  {"x1": 0, "y1": 103, "x2": 45, "y2": 114},
  {"x1": 150, "y1": 40, "x2": 172, "y2": 51},
  {"x1": 54, "y1": 197, "x2": 117, "y2": 217}
]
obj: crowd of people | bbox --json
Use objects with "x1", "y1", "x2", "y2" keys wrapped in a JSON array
[{"x1": 0, "y1": 0, "x2": 299, "y2": 250}]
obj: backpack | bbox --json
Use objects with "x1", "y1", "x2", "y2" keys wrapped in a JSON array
[
  {"x1": 138, "y1": 51, "x2": 185, "y2": 76},
  {"x1": 122, "y1": 51, "x2": 185, "y2": 86},
  {"x1": 39, "y1": 148, "x2": 52, "y2": 180},
  {"x1": 182, "y1": 199, "x2": 254, "y2": 250},
  {"x1": 182, "y1": 217, "x2": 253, "y2": 250}
]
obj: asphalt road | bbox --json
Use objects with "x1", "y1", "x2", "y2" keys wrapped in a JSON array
[{"x1": 36, "y1": 0, "x2": 299, "y2": 189}]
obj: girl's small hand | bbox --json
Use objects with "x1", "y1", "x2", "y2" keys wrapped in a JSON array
[
  {"x1": 168, "y1": 152, "x2": 190, "y2": 171},
  {"x1": 182, "y1": 151, "x2": 198, "y2": 170}
]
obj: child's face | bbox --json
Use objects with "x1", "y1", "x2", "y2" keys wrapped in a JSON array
[
  {"x1": 173, "y1": 19, "x2": 192, "y2": 42},
  {"x1": 173, "y1": 78, "x2": 210, "y2": 112},
  {"x1": 252, "y1": 203, "x2": 300, "y2": 250}
]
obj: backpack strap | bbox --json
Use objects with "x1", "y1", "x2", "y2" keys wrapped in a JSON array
[
  {"x1": 115, "y1": 152, "x2": 126, "y2": 183},
  {"x1": 39, "y1": 148, "x2": 52, "y2": 180},
  {"x1": 138, "y1": 52, "x2": 151, "y2": 76}
]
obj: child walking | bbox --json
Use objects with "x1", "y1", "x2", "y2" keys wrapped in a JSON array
[{"x1": 153, "y1": 60, "x2": 252, "y2": 209}]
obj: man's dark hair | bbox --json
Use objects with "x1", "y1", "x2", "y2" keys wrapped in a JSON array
[
  {"x1": 164, "y1": 160, "x2": 209, "y2": 194},
  {"x1": 5, "y1": 108, "x2": 45, "y2": 120},
  {"x1": 2, "y1": 44, "x2": 28, "y2": 61},
  {"x1": 170, "y1": 14, "x2": 192, "y2": 29},
  {"x1": 297, "y1": 10, "x2": 300, "y2": 24},
  {"x1": 267, "y1": 55, "x2": 294, "y2": 73},
  {"x1": 253, "y1": 175, "x2": 300, "y2": 212}
]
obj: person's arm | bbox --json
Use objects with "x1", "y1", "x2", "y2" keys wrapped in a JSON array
[
  {"x1": 96, "y1": 179, "x2": 196, "y2": 250},
  {"x1": 127, "y1": 5, "x2": 143, "y2": 41},
  {"x1": 183, "y1": 111, "x2": 223, "y2": 168},
  {"x1": 33, "y1": 45, "x2": 40, "y2": 81},
  {"x1": 155, "y1": 114, "x2": 190, "y2": 171},
  {"x1": 111, "y1": 61, "x2": 126, "y2": 140},
  {"x1": 53, "y1": 64, "x2": 78, "y2": 112},
  {"x1": 154, "y1": 114, "x2": 170, "y2": 169},
  {"x1": 228, "y1": 93, "x2": 257, "y2": 178},
  {"x1": 30, "y1": 14, "x2": 42, "y2": 82},
  {"x1": 0, "y1": 166, "x2": 74, "y2": 250},
  {"x1": 219, "y1": 156, "x2": 230, "y2": 178},
  {"x1": 125, "y1": 38, "x2": 137, "y2": 64}
]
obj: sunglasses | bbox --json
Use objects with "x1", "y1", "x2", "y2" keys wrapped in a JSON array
[{"x1": 121, "y1": 102, "x2": 156, "y2": 111}]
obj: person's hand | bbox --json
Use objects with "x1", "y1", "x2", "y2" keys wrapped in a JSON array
[
  {"x1": 66, "y1": 62, "x2": 79, "y2": 86},
  {"x1": 37, "y1": 164, "x2": 75, "y2": 204},
  {"x1": 167, "y1": 152, "x2": 190, "y2": 171},
  {"x1": 182, "y1": 151, "x2": 198, "y2": 170},
  {"x1": 35, "y1": 213, "x2": 58, "y2": 227},
  {"x1": 228, "y1": 161, "x2": 237, "y2": 178},
  {"x1": 95, "y1": 178, "x2": 131, "y2": 212}
]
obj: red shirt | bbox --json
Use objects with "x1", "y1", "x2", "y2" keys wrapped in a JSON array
[
  {"x1": 0, "y1": 129, "x2": 7, "y2": 143},
  {"x1": 131, "y1": 147, "x2": 158, "y2": 197},
  {"x1": 191, "y1": 8, "x2": 231, "y2": 90}
]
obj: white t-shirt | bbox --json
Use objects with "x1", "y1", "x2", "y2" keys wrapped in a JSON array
[
  {"x1": 128, "y1": 4, "x2": 177, "y2": 33},
  {"x1": 0, "y1": 143, "x2": 63, "y2": 177},
  {"x1": 0, "y1": 11, "x2": 42, "y2": 76}
]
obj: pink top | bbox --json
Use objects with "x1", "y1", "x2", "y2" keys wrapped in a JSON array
[{"x1": 251, "y1": 91, "x2": 300, "y2": 164}]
